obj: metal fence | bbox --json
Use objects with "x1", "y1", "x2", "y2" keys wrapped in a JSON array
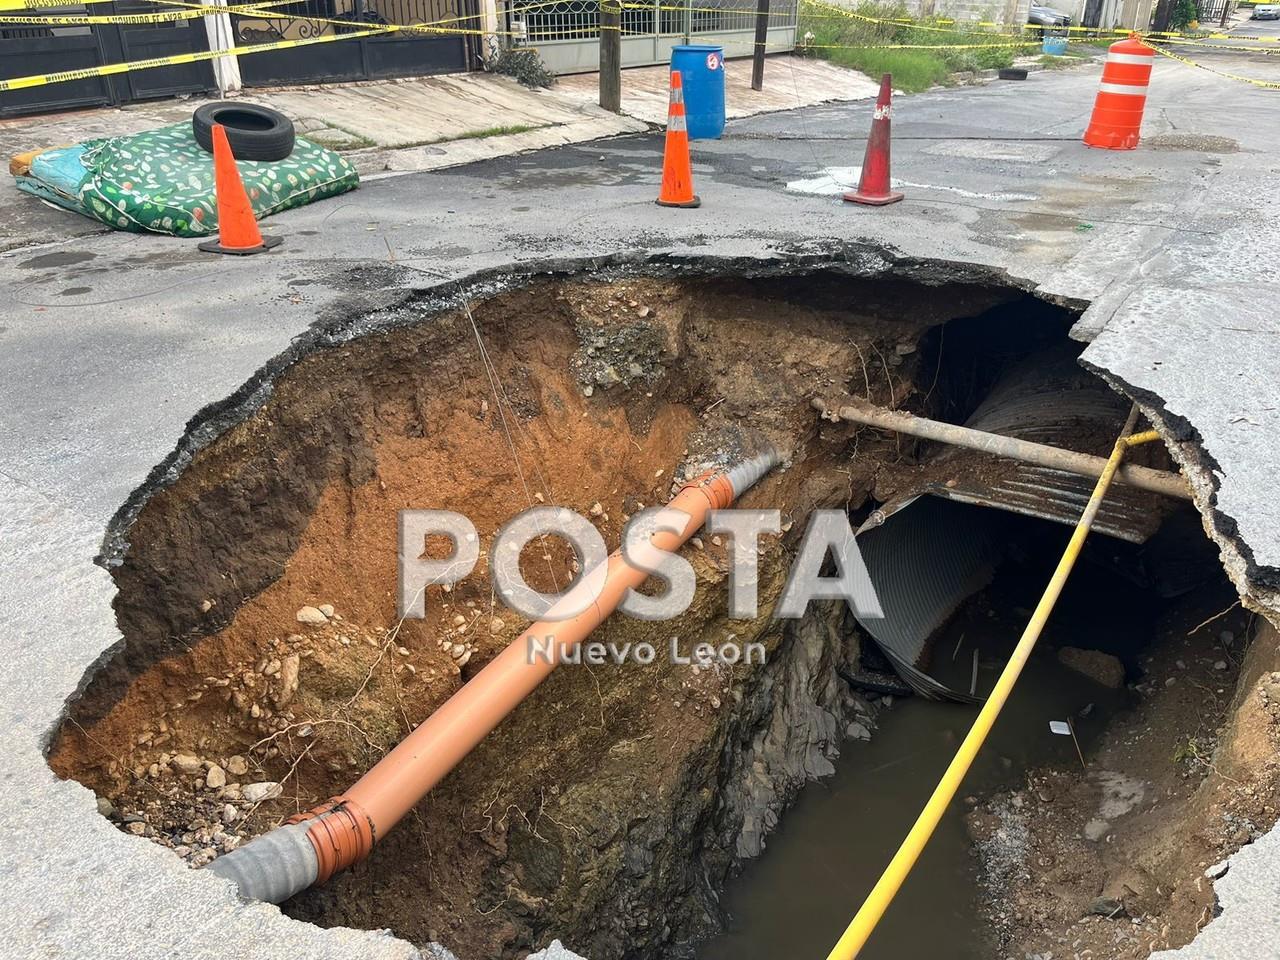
[
  {"x1": 1, "y1": 1, "x2": 213, "y2": 117},
  {"x1": 506, "y1": 0, "x2": 798, "y2": 74},
  {"x1": 1194, "y1": 0, "x2": 1231, "y2": 24},
  {"x1": 234, "y1": 0, "x2": 466, "y2": 43},
  {"x1": 231, "y1": 0, "x2": 474, "y2": 85}
]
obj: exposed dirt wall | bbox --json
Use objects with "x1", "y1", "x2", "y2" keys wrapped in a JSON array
[
  {"x1": 50, "y1": 271, "x2": 1031, "y2": 957},
  {"x1": 971, "y1": 604, "x2": 1279, "y2": 959}
]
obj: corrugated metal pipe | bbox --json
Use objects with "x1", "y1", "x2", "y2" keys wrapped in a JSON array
[
  {"x1": 207, "y1": 448, "x2": 782, "y2": 903},
  {"x1": 812, "y1": 398, "x2": 1190, "y2": 500}
]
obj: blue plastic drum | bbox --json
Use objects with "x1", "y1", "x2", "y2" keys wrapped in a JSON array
[
  {"x1": 1042, "y1": 35, "x2": 1069, "y2": 55},
  {"x1": 670, "y1": 44, "x2": 725, "y2": 140}
]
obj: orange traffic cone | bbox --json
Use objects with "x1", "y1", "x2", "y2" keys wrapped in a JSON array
[
  {"x1": 198, "y1": 123, "x2": 282, "y2": 255},
  {"x1": 844, "y1": 74, "x2": 903, "y2": 207},
  {"x1": 1083, "y1": 34, "x2": 1154, "y2": 150},
  {"x1": 656, "y1": 70, "x2": 700, "y2": 209}
]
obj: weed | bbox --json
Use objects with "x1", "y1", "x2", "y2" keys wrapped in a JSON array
[
  {"x1": 485, "y1": 48, "x2": 556, "y2": 88},
  {"x1": 797, "y1": 0, "x2": 1038, "y2": 92},
  {"x1": 454, "y1": 124, "x2": 543, "y2": 140}
]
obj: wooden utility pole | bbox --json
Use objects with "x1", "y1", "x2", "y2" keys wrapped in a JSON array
[
  {"x1": 600, "y1": 0, "x2": 621, "y2": 113},
  {"x1": 751, "y1": 0, "x2": 770, "y2": 91}
]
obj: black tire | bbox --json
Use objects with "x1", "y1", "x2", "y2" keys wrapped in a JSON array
[
  {"x1": 193, "y1": 101, "x2": 295, "y2": 162},
  {"x1": 998, "y1": 67, "x2": 1029, "y2": 81}
]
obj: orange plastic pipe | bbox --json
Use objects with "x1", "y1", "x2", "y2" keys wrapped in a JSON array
[
  {"x1": 210, "y1": 450, "x2": 779, "y2": 899},
  {"x1": 347, "y1": 469, "x2": 735, "y2": 830}
]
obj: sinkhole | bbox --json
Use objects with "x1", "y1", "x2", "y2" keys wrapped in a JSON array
[{"x1": 48, "y1": 268, "x2": 1268, "y2": 960}]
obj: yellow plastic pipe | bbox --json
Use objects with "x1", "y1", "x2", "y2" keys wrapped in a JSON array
[{"x1": 824, "y1": 412, "x2": 1158, "y2": 960}]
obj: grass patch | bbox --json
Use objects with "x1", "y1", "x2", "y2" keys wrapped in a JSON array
[
  {"x1": 454, "y1": 124, "x2": 543, "y2": 141},
  {"x1": 797, "y1": 0, "x2": 1039, "y2": 92},
  {"x1": 387, "y1": 124, "x2": 551, "y2": 150}
]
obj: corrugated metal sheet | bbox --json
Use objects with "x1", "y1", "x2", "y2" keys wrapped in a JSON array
[
  {"x1": 849, "y1": 346, "x2": 1175, "y2": 700},
  {"x1": 855, "y1": 496, "x2": 1005, "y2": 702},
  {"x1": 927, "y1": 346, "x2": 1174, "y2": 544},
  {"x1": 925, "y1": 468, "x2": 1158, "y2": 544}
]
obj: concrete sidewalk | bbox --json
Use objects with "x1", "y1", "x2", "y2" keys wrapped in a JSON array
[
  {"x1": 553, "y1": 56, "x2": 881, "y2": 127},
  {"x1": 2, "y1": 56, "x2": 1278, "y2": 960}
]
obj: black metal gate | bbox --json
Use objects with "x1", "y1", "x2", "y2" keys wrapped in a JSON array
[
  {"x1": 0, "y1": 2, "x2": 214, "y2": 118},
  {"x1": 232, "y1": 0, "x2": 474, "y2": 87},
  {"x1": 1195, "y1": 0, "x2": 1232, "y2": 25}
]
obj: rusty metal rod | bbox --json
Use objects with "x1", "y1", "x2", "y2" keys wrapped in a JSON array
[{"x1": 812, "y1": 398, "x2": 1190, "y2": 500}]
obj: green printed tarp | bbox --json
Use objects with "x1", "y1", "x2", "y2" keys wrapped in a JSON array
[{"x1": 16, "y1": 122, "x2": 358, "y2": 238}]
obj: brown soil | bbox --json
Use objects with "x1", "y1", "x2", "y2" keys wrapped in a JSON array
[
  {"x1": 50, "y1": 271, "x2": 1031, "y2": 959},
  {"x1": 969, "y1": 603, "x2": 1280, "y2": 959}
]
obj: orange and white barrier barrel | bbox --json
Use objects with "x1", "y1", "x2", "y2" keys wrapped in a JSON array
[{"x1": 1083, "y1": 34, "x2": 1155, "y2": 151}]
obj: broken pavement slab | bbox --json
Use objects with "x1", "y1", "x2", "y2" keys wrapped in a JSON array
[{"x1": 1151, "y1": 824, "x2": 1280, "y2": 960}]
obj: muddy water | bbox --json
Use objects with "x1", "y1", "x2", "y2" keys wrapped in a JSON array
[{"x1": 699, "y1": 541, "x2": 1151, "y2": 960}]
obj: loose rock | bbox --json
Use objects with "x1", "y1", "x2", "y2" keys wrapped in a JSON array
[
  {"x1": 1086, "y1": 897, "x2": 1126, "y2": 918},
  {"x1": 1057, "y1": 647, "x2": 1125, "y2": 688},
  {"x1": 1205, "y1": 860, "x2": 1230, "y2": 880},
  {"x1": 171, "y1": 754, "x2": 203, "y2": 776},
  {"x1": 1083, "y1": 818, "x2": 1111, "y2": 841},
  {"x1": 296, "y1": 606, "x2": 328, "y2": 625},
  {"x1": 241, "y1": 782, "x2": 282, "y2": 803},
  {"x1": 274, "y1": 654, "x2": 300, "y2": 708}
]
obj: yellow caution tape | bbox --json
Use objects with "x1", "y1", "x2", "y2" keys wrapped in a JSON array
[
  {"x1": 0, "y1": 7, "x2": 593, "y2": 94},
  {"x1": 195, "y1": 0, "x2": 499, "y2": 38},
  {"x1": 622, "y1": 0, "x2": 1056, "y2": 47},
  {"x1": 797, "y1": 38, "x2": 1072, "y2": 50},
  {"x1": 1143, "y1": 32, "x2": 1280, "y2": 52},
  {"x1": 0, "y1": 0, "x2": 594, "y2": 92},
  {"x1": 802, "y1": 2, "x2": 1025, "y2": 37},
  {"x1": 0, "y1": 0, "x2": 296, "y2": 26},
  {"x1": 3, "y1": 0, "x2": 559, "y2": 33},
  {"x1": 1145, "y1": 39, "x2": 1280, "y2": 88},
  {"x1": 0, "y1": 24, "x2": 390, "y2": 92},
  {"x1": 800, "y1": 0, "x2": 1280, "y2": 42},
  {"x1": 0, "y1": 0, "x2": 114, "y2": 8}
]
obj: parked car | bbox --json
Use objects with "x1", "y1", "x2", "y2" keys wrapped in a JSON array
[
  {"x1": 1028, "y1": 4, "x2": 1072, "y2": 37},
  {"x1": 1253, "y1": 4, "x2": 1280, "y2": 19},
  {"x1": 1028, "y1": 4, "x2": 1073, "y2": 27}
]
